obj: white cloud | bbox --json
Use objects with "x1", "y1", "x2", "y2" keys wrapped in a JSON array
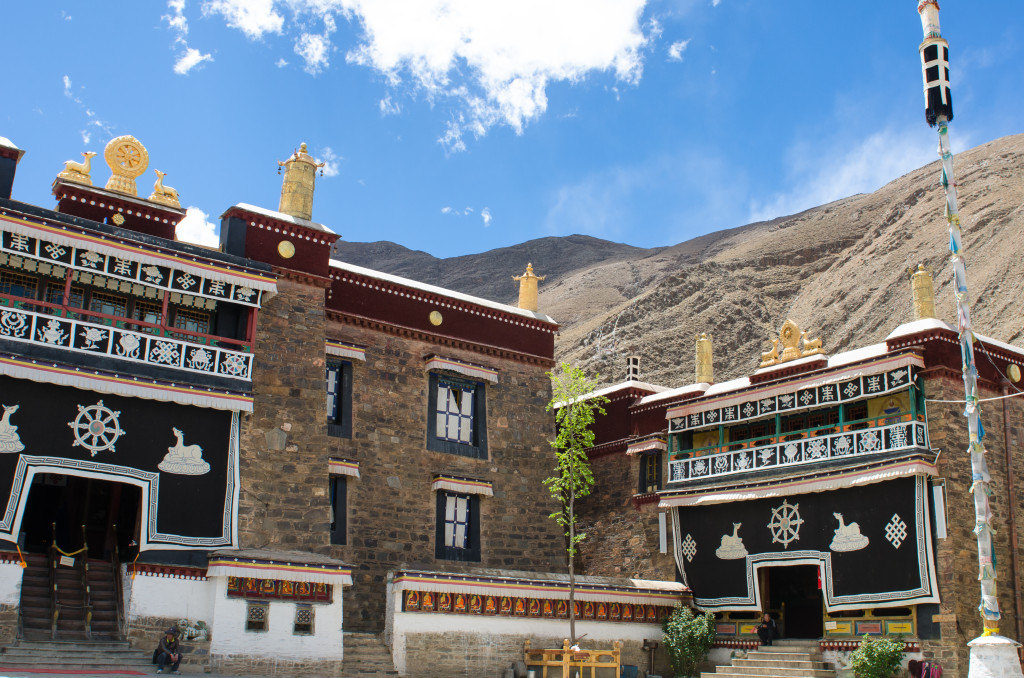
[
  {"x1": 165, "y1": 1, "x2": 214, "y2": 74},
  {"x1": 80, "y1": 130, "x2": 91, "y2": 145},
  {"x1": 481, "y1": 207, "x2": 492, "y2": 226},
  {"x1": 202, "y1": 0, "x2": 284, "y2": 39},
  {"x1": 174, "y1": 47, "x2": 214, "y2": 74},
  {"x1": 163, "y1": 0, "x2": 189, "y2": 37},
  {"x1": 440, "y1": 205, "x2": 482, "y2": 217},
  {"x1": 61, "y1": 10, "x2": 72, "y2": 20},
  {"x1": 667, "y1": 39, "x2": 690, "y2": 61},
  {"x1": 319, "y1": 147, "x2": 341, "y2": 177},
  {"x1": 176, "y1": 207, "x2": 220, "y2": 247},
  {"x1": 294, "y1": 32, "x2": 331, "y2": 73},
  {"x1": 712, "y1": 0, "x2": 722, "y2": 6},
  {"x1": 379, "y1": 96, "x2": 401, "y2": 116},
  {"x1": 276, "y1": 57, "x2": 289, "y2": 67},
  {"x1": 747, "y1": 127, "x2": 945, "y2": 224},
  {"x1": 204, "y1": 0, "x2": 650, "y2": 150},
  {"x1": 62, "y1": 75, "x2": 73, "y2": 97}
]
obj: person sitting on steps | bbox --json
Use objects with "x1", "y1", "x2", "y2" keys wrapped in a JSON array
[
  {"x1": 757, "y1": 613, "x2": 779, "y2": 647},
  {"x1": 155, "y1": 627, "x2": 182, "y2": 674}
]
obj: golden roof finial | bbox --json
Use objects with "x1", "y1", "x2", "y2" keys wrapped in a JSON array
[
  {"x1": 695, "y1": 332, "x2": 714, "y2": 384},
  {"x1": 910, "y1": 264, "x2": 937, "y2": 320},
  {"x1": 759, "y1": 319, "x2": 825, "y2": 368},
  {"x1": 512, "y1": 263, "x2": 546, "y2": 312},
  {"x1": 148, "y1": 170, "x2": 181, "y2": 208},
  {"x1": 278, "y1": 142, "x2": 326, "y2": 221},
  {"x1": 103, "y1": 135, "x2": 149, "y2": 196},
  {"x1": 57, "y1": 151, "x2": 97, "y2": 186}
]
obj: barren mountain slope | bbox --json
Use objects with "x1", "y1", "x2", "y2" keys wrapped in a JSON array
[
  {"x1": 331, "y1": 234, "x2": 660, "y2": 305},
  {"x1": 558, "y1": 133, "x2": 1024, "y2": 388}
]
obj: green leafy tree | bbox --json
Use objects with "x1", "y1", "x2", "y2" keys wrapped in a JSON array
[
  {"x1": 850, "y1": 635, "x2": 905, "y2": 678},
  {"x1": 662, "y1": 605, "x2": 717, "y2": 678},
  {"x1": 545, "y1": 362, "x2": 608, "y2": 645}
]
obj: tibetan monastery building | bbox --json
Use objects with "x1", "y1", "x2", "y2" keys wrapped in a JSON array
[{"x1": 571, "y1": 273, "x2": 1024, "y2": 678}]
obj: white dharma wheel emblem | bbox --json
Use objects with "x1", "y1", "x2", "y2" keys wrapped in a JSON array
[
  {"x1": 767, "y1": 499, "x2": 804, "y2": 549},
  {"x1": 68, "y1": 400, "x2": 125, "y2": 456}
]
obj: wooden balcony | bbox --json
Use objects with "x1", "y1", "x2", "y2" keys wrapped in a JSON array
[
  {"x1": 668, "y1": 414, "x2": 927, "y2": 484},
  {"x1": 0, "y1": 295, "x2": 253, "y2": 381}
]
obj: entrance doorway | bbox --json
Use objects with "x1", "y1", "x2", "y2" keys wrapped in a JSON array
[
  {"x1": 765, "y1": 565, "x2": 823, "y2": 639},
  {"x1": 20, "y1": 474, "x2": 140, "y2": 559}
]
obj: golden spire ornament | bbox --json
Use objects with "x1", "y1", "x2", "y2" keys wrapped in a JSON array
[{"x1": 513, "y1": 263, "x2": 545, "y2": 312}]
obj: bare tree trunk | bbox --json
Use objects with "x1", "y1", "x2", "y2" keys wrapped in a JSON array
[{"x1": 569, "y1": 487, "x2": 576, "y2": 646}]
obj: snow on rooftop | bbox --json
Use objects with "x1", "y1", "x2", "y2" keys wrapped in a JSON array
[
  {"x1": 827, "y1": 342, "x2": 889, "y2": 368},
  {"x1": 886, "y1": 318, "x2": 955, "y2": 340},
  {"x1": 887, "y1": 318, "x2": 1024, "y2": 358},
  {"x1": 329, "y1": 259, "x2": 557, "y2": 325},
  {"x1": 702, "y1": 376, "x2": 752, "y2": 398},
  {"x1": 231, "y1": 203, "x2": 336, "y2": 234},
  {"x1": 639, "y1": 382, "x2": 710, "y2": 406},
  {"x1": 0, "y1": 137, "x2": 26, "y2": 161},
  {"x1": 553, "y1": 380, "x2": 667, "y2": 409}
]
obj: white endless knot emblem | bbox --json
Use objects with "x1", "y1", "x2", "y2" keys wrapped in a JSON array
[
  {"x1": 682, "y1": 534, "x2": 697, "y2": 562},
  {"x1": 885, "y1": 514, "x2": 908, "y2": 549}
]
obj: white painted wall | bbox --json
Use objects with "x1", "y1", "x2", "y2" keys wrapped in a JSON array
[
  {"x1": 127, "y1": 573, "x2": 215, "y2": 622},
  {"x1": 0, "y1": 562, "x2": 23, "y2": 606},
  {"x1": 208, "y1": 576, "x2": 344, "y2": 661},
  {"x1": 389, "y1": 610, "x2": 664, "y2": 675}
]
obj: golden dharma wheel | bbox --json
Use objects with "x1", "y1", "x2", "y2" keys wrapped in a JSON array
[{"x1": 104, "y1": 135, "x2": 149, "y2": 178}]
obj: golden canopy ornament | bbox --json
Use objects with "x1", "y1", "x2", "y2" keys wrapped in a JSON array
[
  {"x1": 759, "y1": 319, "x2": 825, "y2": 368},
  {"x1": 104, "y1": 135, "x2": 149, "y2": 196}
]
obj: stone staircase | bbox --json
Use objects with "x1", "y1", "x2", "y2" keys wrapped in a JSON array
[
  {"x1": 19, "y1": 552, "x2": 123, "y2": 641},
  {"x1": 343, "y1": 631, "x2": 400, "y2": 677},
  {"x1": 702, "y1": 639, "x2": 836, "y2": 678},
  {"x1": 0, "y1": 639, "x2": 153, "y2": 672}
]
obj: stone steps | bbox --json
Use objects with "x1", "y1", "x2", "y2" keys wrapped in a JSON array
[
  {"x1": 0, "y1": 639, "x2": 152, "y2": 672},
  {"x1": 703, "y1": 641, "x2": 835, "y2": 678},
  {"x1": 343, "y1": 632, "x2": 399, "y2": 676}
]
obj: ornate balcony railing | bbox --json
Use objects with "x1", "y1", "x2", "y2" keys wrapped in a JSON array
[
  {"x1": 0, "y1": 302, "x2": 252, "y2": 381},
  {"x1": 667, "y1": 420, "x2": 928, "y2": 484}
]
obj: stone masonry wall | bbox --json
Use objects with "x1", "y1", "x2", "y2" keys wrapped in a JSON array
[
  {"x1": 328, "y1": 319, "x2": 567, "y2": 630},
  {"x1": 238, "y1": 278, "x2": 331, "y2": 551},
  {"x1": 921, "y1": 371, "x2": 1024, "y2": 678},
  {"x1": 127, "y1": 615, "x2": 211, "y2": 672},
  {"x1": 576, "y1": 453, "x2": 677, "y2": 581}
]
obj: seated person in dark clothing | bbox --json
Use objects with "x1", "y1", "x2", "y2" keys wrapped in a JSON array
[
  {"x1": 156, "y1": 628, "x2": 181, "y2": 674},
  {"x1": 757, "y1": 613, "x2": 779, "y2": 646}
]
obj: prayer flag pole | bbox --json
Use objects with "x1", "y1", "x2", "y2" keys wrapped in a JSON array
[{"x1": 916, "y1": 2, "x2": 1023, "y2": 674}]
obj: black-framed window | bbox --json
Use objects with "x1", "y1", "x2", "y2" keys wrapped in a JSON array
[
  {"x1": 326, "y1": 360, "x2": 352, "y2": 438},
  {"x1": 639, "y1": 453, "x2": 662, "y2": 493},
  {"x1": 427, "y1": 372, "x2": 487, "y2": 459},
  {"x1": 329, "y1": 475, "x2": 346, "y2": 546},
  {"x1": 435, "y1": 491, "x2": 480, "y2": 562}
]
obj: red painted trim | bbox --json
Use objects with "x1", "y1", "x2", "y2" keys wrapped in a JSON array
[{"x1": 327, "y1": 310, "x2": 555, "y2": 367}]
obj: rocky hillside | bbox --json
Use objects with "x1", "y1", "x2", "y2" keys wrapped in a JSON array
[{"x1": 331, "y1": 133, "x2": 1024, "y2": 390}]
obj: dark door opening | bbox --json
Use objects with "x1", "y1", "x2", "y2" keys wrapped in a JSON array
[
  {"x1": 767, "y1": 565, "x2": 823, "y2": 639},
  {"x1": 20, "y1": 474, "x2": 140, "y2": 559}
]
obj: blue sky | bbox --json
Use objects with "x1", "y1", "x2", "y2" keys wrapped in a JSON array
[{"x1": 1, "y1": 2, "x2": 1020, "y2": 257}]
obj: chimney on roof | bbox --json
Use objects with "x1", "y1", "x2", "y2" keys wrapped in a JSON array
[
  {"x1": 696, "y1": 333, "x2": 714, "y2": 384},
  {"x1": 0, "y1": 137, "x2": 26, "y2": 200},
  {"x1": 513, "y1": 263, "x2": 545, "y2": 312},
  {"x1": 626, "y1": 356, "x2": 641, "y2": 382},
  {"x1": 278, "y1": 142, "x2": 324, "y2": 221},
  {"x1": 910, "y1": 264, "x2": 937, "y2": 320}
]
